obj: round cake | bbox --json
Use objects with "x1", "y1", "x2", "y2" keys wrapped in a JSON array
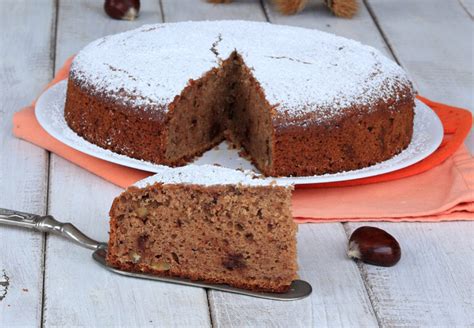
[{"x1": 64, "y1": 20, "x2": 415, "y2": 177}]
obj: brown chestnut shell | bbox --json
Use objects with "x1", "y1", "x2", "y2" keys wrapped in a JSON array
[
  {"x1": 104, "y1": 0, "x2": 140, "y2": 21},
  {"x1": 347, "y1": 226, "x2": 401, "y2": 267}
]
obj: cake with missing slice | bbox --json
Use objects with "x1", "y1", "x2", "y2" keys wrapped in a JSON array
[
  {"x1": 106, "y1": 165, "x2": 297, "y2": 292},
  {"x1": 65, "y1": 20, "x2": 415, "y2": 177}
]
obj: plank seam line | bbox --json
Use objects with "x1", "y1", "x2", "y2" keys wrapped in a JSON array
[
  {"x1": 259, "y1": 0, "x2": 270, "y2": 22},
  {"x1": 458, "y1": 0, "x2": 474, "y2": 19},
  {"x1": 39, "y1": 234, "x2": 49, "y2": 328},
  {"x1": 39, "y1": 153, "x2": 51, "y2": 328},
  {"x1": 40, "y1": 0, "x2": 59, "y2": 326},
  {"x1": 159, "y1": 0, "x2": 165, "y2": 23},
  {"x1": 206, "y1": 291, "x2": 215, "y2": 328},
  {"x1": 362, "y1": 0, "x2": 401, "y2": 66},
  {"x1": 342, "y1": 223, "x2": 383, "y2": 328},
  {"x1": 49, "y1": 0, "x2": 59, "y2": 76}
]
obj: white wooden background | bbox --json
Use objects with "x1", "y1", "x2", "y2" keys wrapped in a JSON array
[{"x1": 1, "y1": 0, "x2": 473, "y2": 326}]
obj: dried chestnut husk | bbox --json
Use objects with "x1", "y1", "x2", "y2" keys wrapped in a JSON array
[
  {"x1": 347, "y1": 226, "x2": 401, "y2": 267},
  {"x1": 104, "y1": 0, "x2": 140, "y2": 21}
]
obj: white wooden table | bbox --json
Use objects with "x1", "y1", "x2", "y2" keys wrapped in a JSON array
[{"x1": 1, "y1": 0, "x2": 473, "y2": 326}]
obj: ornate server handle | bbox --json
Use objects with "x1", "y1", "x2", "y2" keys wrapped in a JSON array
[{"x1": 0, "y1": 208, "x2": 104, "y2": 250}]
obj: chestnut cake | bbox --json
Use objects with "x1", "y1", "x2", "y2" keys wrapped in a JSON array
[
  {"x1": 107, "y1": 165, "x2": 297, "y2": 292},
  {"x1": 65, "y1": 20, "x2": 415, "y2": 177}
]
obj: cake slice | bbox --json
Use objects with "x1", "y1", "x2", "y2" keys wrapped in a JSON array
[{"x1": 106, "y1": 165, "x2": 298, "y2": 292}]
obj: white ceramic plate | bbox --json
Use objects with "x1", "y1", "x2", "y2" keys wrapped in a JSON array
[{"x1": 36, "y1": 80, "x2": 443, "y2": 185}]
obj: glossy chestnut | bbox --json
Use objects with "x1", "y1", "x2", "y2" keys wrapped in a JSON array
[
  {"x1": 104, "y1": 0, "x2": 140, "y2": 21},
  {"x1": 347, "y1": 226, "x2": 401, "y2": 267}
]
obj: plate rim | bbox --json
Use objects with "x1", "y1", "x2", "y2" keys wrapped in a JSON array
[{"x1": 35, "y1": 80, "x2": 444, "y2": 185}]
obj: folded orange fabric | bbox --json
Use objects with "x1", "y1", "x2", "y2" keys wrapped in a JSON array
[
  {"x1": 294, "y1": 146, "x2": 473, "y2": 222},
  {"x1": 12, "y1": 57, "x2": 474, "y2": 222}
]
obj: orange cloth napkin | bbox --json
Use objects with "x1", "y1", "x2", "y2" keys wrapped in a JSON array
[{"x1": 12, "y1": 57, "x2": 474, "y2": 222}]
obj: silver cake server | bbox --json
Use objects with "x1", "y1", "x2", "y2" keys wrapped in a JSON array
[{"x1": 0, "y1": 208, "x2": 312, "y2": 301}]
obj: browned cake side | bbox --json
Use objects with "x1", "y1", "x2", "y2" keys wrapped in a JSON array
[
  {"x1": 65, "y1": 78, "x2": 168, "y2": 164},
  {"x1": 269, "y1": 96, "x2": 415, "y2": 176},
  {"x1": 106, "y1": 183, "x2": 298, "y2": 292},
  {"x1": 64, "y1": 64, "x2": 233, "y2": 166},
  {"x1": 64, "y1": 52, "x2": 414, "y2": 176}
]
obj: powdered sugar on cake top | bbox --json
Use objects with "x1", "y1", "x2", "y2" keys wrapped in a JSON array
[
  {"x1": 134, "y1": 164, "x2": 292, "y2": 188},
  {"x1": 71, "y1": 20, "x2": 413, "y2": 125}
]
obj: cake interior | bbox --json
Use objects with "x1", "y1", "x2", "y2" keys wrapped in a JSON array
[
  {"x1": 164, "y1": 52, "x2": 274, "y2": 174},
  {"x1": 107, "y1": 182, "x2": 298, "y2": 292}
]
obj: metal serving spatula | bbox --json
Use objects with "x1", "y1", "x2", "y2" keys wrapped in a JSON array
[{"x1": 0, "y1": 208, "x2": 312, "y2": 301}]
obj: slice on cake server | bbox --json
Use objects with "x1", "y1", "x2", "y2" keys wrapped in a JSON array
[{"x1": 0, "y1": 166, "x2": 311, "y2": 300}]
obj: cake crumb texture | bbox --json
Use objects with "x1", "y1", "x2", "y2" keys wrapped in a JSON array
[{"x1": 107, "y1": 181, "x2": 298, "y2": 292}]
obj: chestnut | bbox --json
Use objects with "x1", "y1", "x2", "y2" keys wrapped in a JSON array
[
  {"x1": 347, "y1": 226, "x2": 401, "y2": 267},
  {"x1": 104, "y1": 0, "x2": 140, "y2": 21}
]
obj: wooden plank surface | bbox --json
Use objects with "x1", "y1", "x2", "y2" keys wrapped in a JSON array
[
  {"x1": 43, "y1": 1, "x2": 210, "y2": 326},
  {"x1": 346, "y1": 222, "x2": 474, "y2": 327},
  {"x1": 1, "y1": 0, "x2": 472, "y2": 326},
  {"x1": 161, "y1": 2, "x2": 379, "y2": 327},
  {"x1": 0, "y1": 0, "x2": 55, "y2": 325},
  {"x1": 346, "y1": 1, "x2": 474, "y2": 326}
]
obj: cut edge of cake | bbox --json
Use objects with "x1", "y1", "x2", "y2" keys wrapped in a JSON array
[{"x1": 163, "y1": 51, "x2": 277, "y2": 174}]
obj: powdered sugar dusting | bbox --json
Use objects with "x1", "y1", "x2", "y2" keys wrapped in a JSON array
[
  {"x1": 71, "y1": 21, "x2": 413, "y2": 125},
  {"x1": 134, "y1": 164, "x2": 291, "y2": 188}
]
